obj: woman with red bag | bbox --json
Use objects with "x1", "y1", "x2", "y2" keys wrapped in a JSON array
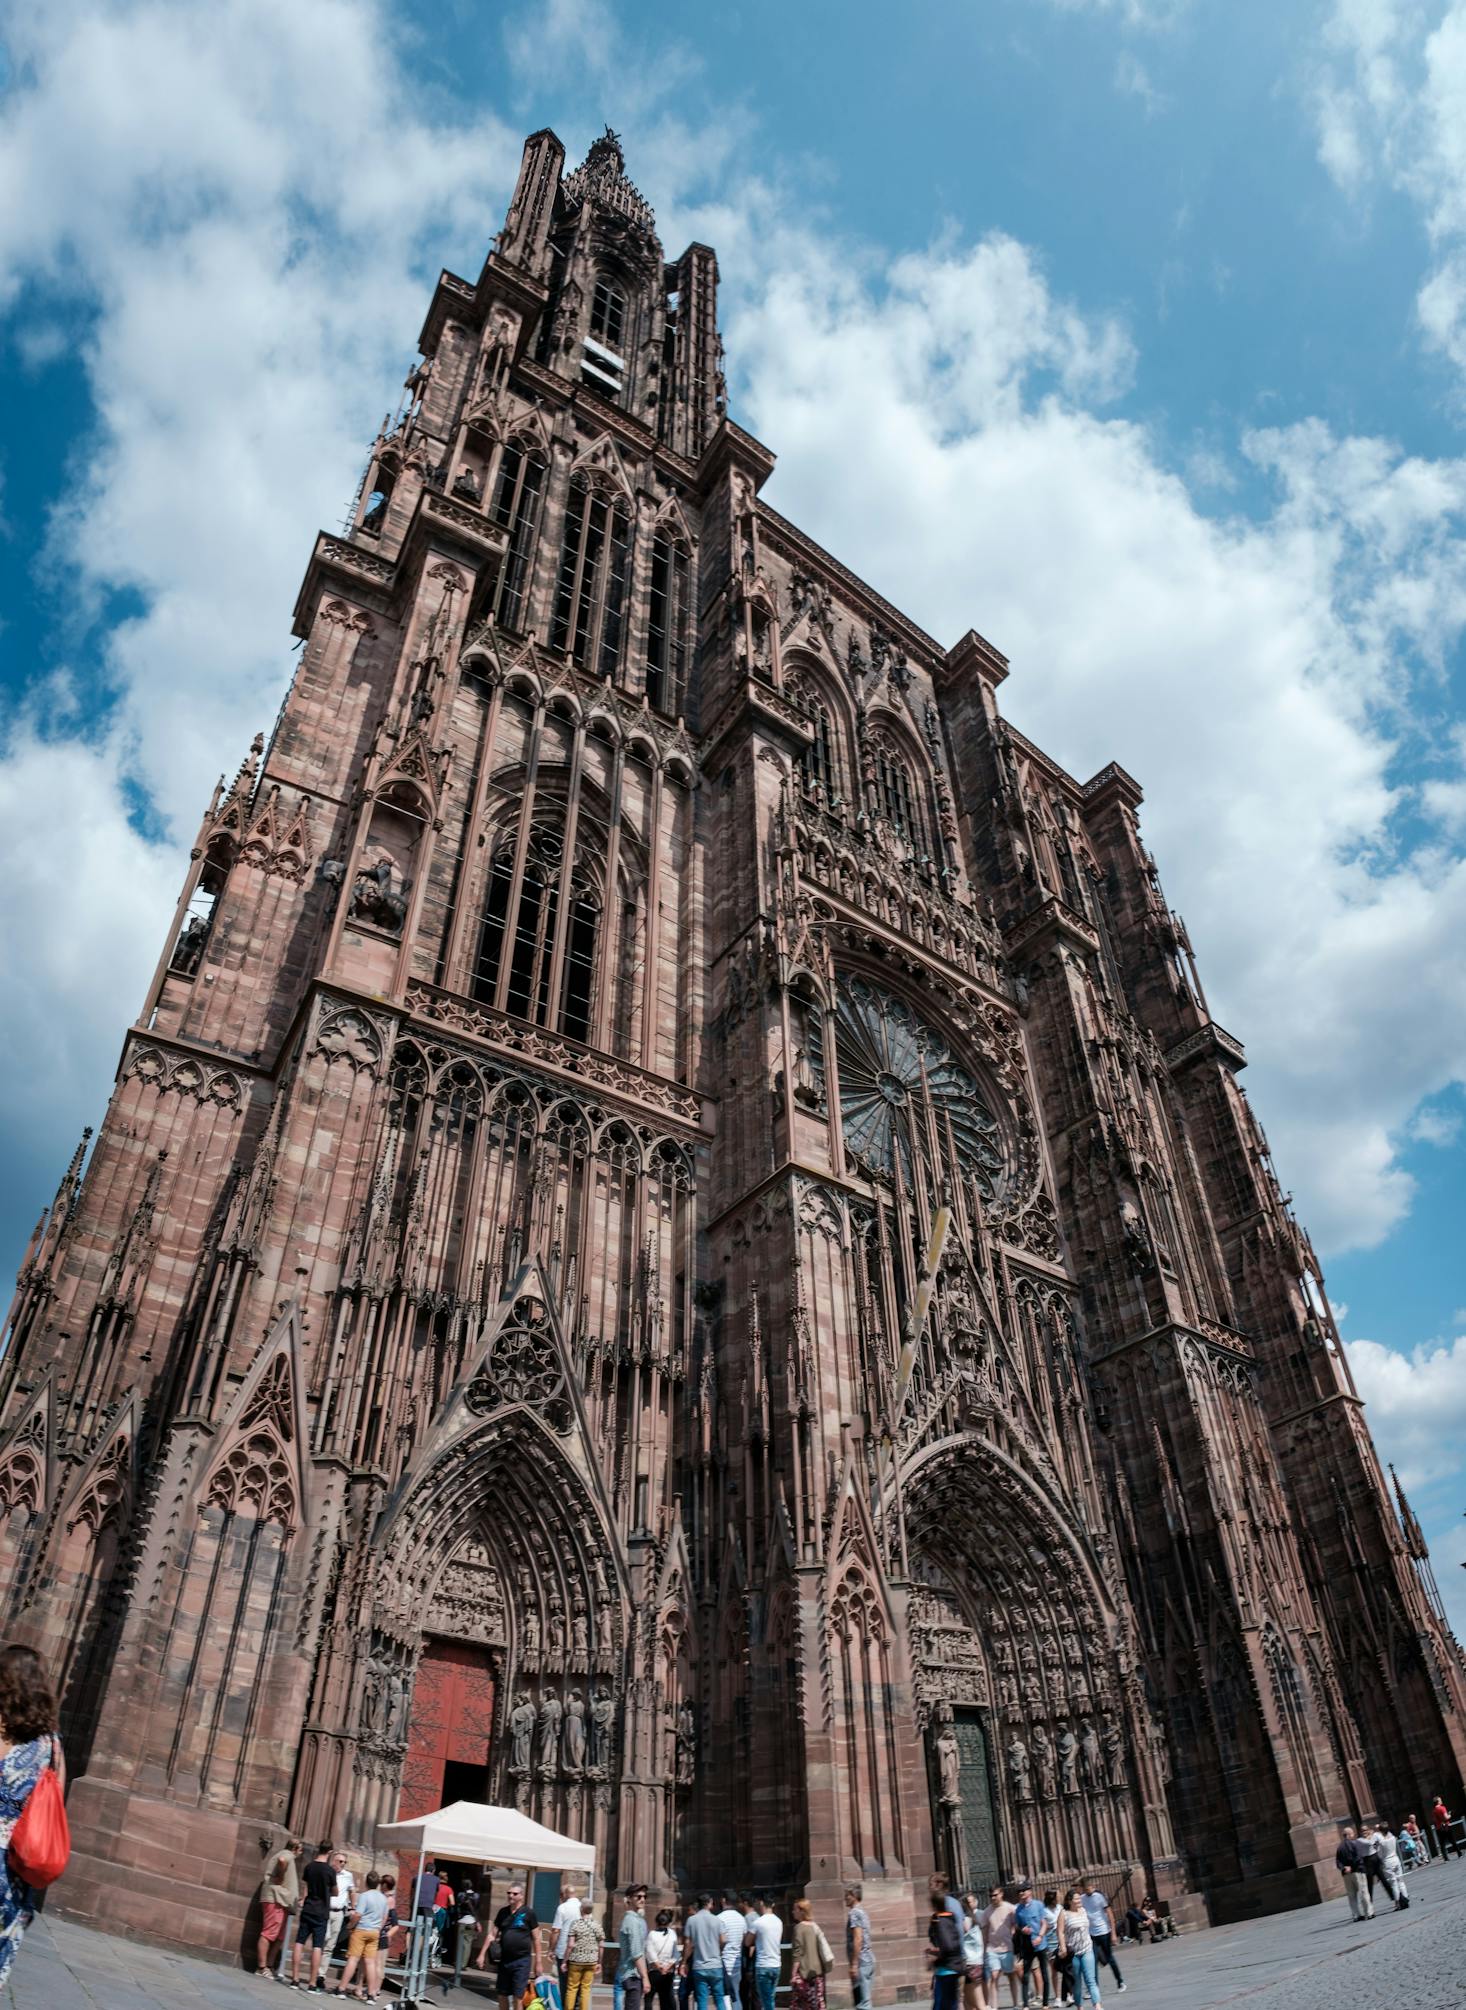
[{"x1": 0, "y1": 1644, "x2": 65, "y2": 1991}]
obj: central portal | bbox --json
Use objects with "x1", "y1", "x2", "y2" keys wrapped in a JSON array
[{"x1": 401, "y1": 1638, "x2": 497, "y2": 1820}]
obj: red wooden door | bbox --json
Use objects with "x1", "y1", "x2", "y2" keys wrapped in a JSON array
[{"x1": 399, "y1": 1637, "x2": 496, "y2": 1822}]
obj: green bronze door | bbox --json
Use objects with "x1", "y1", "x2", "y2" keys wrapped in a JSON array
[{"x1": 954, "y1": 1708, "x2": 1001, "y2": 1890}]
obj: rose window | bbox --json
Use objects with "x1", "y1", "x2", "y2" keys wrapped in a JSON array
[{"x1": 835, "y1": 974, "x2": 1004, "y2": 1201}]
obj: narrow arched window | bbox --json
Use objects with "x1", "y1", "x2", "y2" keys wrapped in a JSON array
[
  {"x1": 802, "y1": 705, "x2": 837, "y2": 798},
  {"x1": 550, "y1": 477, "x2": 632, "y2": 679},
  {"x1": 488, "y1": 441, "x2": 547, "y2": 632},
  {"x1": 646, "y1": 531, "x2": 690, "y2": 712},
  {"x1": 471, "y1": 826, "x2": 601, "y2": 1042},
  {"x1": 875, "y1": 739, "x2": 919, "y2": 841}
]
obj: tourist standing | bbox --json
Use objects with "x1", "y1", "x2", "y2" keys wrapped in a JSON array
[
  {"x1": 753, "y1": 1895, "x2": 784, "y2": 2010},
  {"x1": 1055, "y1": 1894, "x2": 1099, "y2": 2010},
  {"x1": 684, "y1": 1893, "x2": 728, "y2": 2010},
  {"x1": 0, "y1": 1645, "x2": 64, "y2": 1997},
  {"x1": 1374, "y1": 1824, "x2": 1409, "y2": 1909},
  {"x1": 329, "y1": 1851, "x2": 357, "y2": 1971},
  {"x1": 1076, "y1": 1886, "x2": 1123, "y2": 1996},
  {"x1": 553, "y1": 1879, "x2": 584, "y2": 1998},
  {"x1": 959, "y1": 1892, "x2": 985, "y2": 2010},
  {"x1": 926, "y1": 1889, "x2": 962, "y2": 2010},
  {"x1": 370, "y1": 1876, "x2": 398, "y2": 1999},
  {"x1": 1013, "y1": 1884, "x2": 1050, "y2": 2008},
  {"x1": 740, "y1": 1894, "x2": 760, "y2": 2010},
  {"x1": 845, "y1": 1885, "x2": 874, "y2": 2010},
  {"x1": 256, "y1": 1837, "x2": 299, "y2": 1977},
  {"x1": 1334, "y1": 1826, "x2": 1373, "y2": 1921},
  {"x1": 330, "y1": 1870, "x2": 389, "y2": 1999},
  {"x1": 476, "y1": 1877, "x2": 544, "y2": 2009},
  {"x1": 647, "y1": 1908, "x2": 682, "y2": 2010},
  {"x1": 979, "y1": 1885, "x2": 1020, "y2": 2008},
  {"x1": 791, "y1": 1898, "x2": 832, "y2": 2010},
  {"x1": 716, "y1": 1892, "x2": 748, "y2": 2010},
  {"x1": 566, "y1": 1900, "x2": 606, "y2": 2010},
  {"x1": 1431, "y1": 1794, "x2": 1463, "y2": 1858},
  {"x1": 292, "y1": 1841, "x2": 338, "y2": 1991},
  {"x1": 620, "y1": 1884, "x2": 651, "y2": 2010}
]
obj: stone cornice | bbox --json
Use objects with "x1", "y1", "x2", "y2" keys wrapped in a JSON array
[
  {"x1": 1165, "y1": 1022, "x2": 1247, "y2": 1075},
  {"x1": 1002, "y1": 895, "x2": 1100, "y2": 961},
  {"x1": 754, "y1": 505, "x2": 945, "y2": 666}
]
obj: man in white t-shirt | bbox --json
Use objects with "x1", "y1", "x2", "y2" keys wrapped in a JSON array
[
  {"x1": 329, "y1": 1852, "x2": 356, "y2": 1967},
  {"x1": 1079, "y1": 1884, "x2": 1125, "y2": 1994},
  {"x1": 552, "y1": 1881, "x2": 583, "y2": 1995},
  {"x1": 716, "y1": 1894, "x2": 748, "y2": 2010},
  {"x1": 752, "y1": 1895, "x2": 783, "y2": 2010}
]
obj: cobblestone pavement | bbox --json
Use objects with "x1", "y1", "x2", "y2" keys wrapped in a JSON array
[{"x1": 10, "y1": 1857, "x2": 1465, "y2": 2010}]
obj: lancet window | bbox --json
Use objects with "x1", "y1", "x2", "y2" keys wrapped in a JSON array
[
  {"x1": 550, "y1": 476, "x2": 632, "y2": 679},
  {"x1": 471, "y1": 826, "x2": 601, "y2": 1043},
  {"x1": 590, "y1": 276, "x2": 627, "y2": 350},
  {"x1": 802, "y1": 705, "x2": 838, "y2": 798},
  {"x1": 488, "y1": 440, "x2": 547, "y2": 633},
  {"x1": 874, "y1": 734, "x2": 921, "y2": 843},
  {"x1": 645, "y1": 531, "x2": 690, "y2": 713}
]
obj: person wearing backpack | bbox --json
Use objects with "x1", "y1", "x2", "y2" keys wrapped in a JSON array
[
  {"x1": 926, "y1": 1889, "x2": 962, "y2": 2010},
  {"x1": 0, "y1": 1643, "x2": 66, "y2": 1992}
]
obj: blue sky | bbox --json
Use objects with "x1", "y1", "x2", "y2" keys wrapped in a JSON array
[{"x1": 0, "y1": 0, "x2": 1463, "y2": 1626}]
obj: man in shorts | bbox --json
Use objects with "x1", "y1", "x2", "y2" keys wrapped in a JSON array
[
  {"x1": 978, "y1": 1885, "x2": 1020, "y2": 2008},
  {"x1": 255, "y1": 1839, "x2": 298, "y2": 1977},
  {"x1": 476, "y1": 1878, "x2": 544, "y2": 2010},
  {"x1": 331, "y1": 1872, "x2": 390, "y2": 1998},
  {"x1": 291, "y1": 1840, "x2": 338, "y2": 1992}
]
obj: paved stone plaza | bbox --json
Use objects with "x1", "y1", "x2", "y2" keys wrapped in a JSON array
[{"x1": 10, "y1": 1857, "x2": 1466, "y2": 2010}]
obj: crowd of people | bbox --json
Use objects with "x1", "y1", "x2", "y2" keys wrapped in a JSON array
[{"x1": 1331, "y1": 1802, "x2": 1465, "y2": 1923}]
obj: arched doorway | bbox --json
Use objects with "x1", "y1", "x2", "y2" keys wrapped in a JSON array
[
  {"x1": 334, "y1": 1287, "x2": 630, "y2": 1874},
  {"x1": 902, "y1": 1433, "x2": 1149, "y2": 1890}
]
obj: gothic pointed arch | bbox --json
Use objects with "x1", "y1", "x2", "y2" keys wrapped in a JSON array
[{"x1": 202, "y1": 1306, "x2": 309, "y2": 1530}]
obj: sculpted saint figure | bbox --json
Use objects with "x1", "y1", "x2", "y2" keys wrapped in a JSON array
[
  {"x1": 509, "y1": 1691, "x2": 535, "y2": 1773},
  {"x1": 1031, "y1": 1723, "x2": 1056, "y2": 1801},
  {"x1": 934, "y1": 1708, "x2": 961, "y2": 1807},
  {"x1": 589, "y1": 1686, "x2": 615, "y2": 1772},
  {"x1": 563, "y1": 1689, "x2": 586, "y2": 1772},
  {"x1": 1080, "y1": 1719, "x2": 1102, "y2": 1788},
  {"x1": 537, "y1": 1689, "x2": 562, "y2": 1772},
  {"x1": 1058, "y1": 1723, "x2": 1079, "y2": 1796},
  {"x1": 1007, "y1": 1734, "x2": 1031, "y2": 1803}
]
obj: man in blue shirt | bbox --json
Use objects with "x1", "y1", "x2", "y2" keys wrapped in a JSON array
[{"x1": 1012, "y1": 1885, "x2": 1049, "y2": 2008}]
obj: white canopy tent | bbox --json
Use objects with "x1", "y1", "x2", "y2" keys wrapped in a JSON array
[{"x1": 376, "y1": 1799, "x2": 598, "y2": 1903}]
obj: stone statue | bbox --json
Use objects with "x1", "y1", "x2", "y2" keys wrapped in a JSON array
[
  {"x1": 349, "y1": 854, "x2": 410, "y2": 935},
  {"x1": 1080, "y1": 1718, "x2": 1101, "y2": 1789},
  {"x1": 1031, "y1": 1722, "x2": 1055, "y2": 1801},
  {"x1": 563, "y1": 1688, "x2": 586, "y2": 1772},
  {"x1": 385, "y1": 1670, "x2": 408, "y2": 1742},
  {"x1": 1101, "y1": 1711, "x2": 1126, "y2": 1789},
  {"x1": 509, "y1": 1691, "x2": 535, "y2": 1774},
  {"x1": 596, "y1": 1602, "x2": 615, "y2": 1659},
  {"x1": 589, "y1": 1686, "x2": 614, "y2": 1773},
  {"x1": 547, "y1": 1599, "x2": 567, "y2": 1666},
  {"x1": 1057, "y1": 1723, "x2": 1079, "y2": 1796},
  {"x1": 523, "y1": 1604, "x2": 542, "y2": 1661},
  {"x1": 537, "y1": 1689, "x2": 563, "y2": 1773},
  {"x1": 571, "y1": 1609, "x2": 589, "y2": 1664},
  {"x1": 934, "y1": 1708, "x2": 961, "y2": 1807},
  {"x1": 675, "y1": 1701, "x2": 697, "y2": 1787},
  {"x1": 171, "y1": 913, "x2": 209, "y2": 976},
  {"x1": 1006, "y1": 1734, "x2": 1031, "y2": 1803},
  {"x1": 360, "y1": 1664, "x2": 383, "y2": 1736}
]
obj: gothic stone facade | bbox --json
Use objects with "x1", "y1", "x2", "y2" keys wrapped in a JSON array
[{"x1": 2, "y1": 129, "x2": 1463, "y2": 1968}]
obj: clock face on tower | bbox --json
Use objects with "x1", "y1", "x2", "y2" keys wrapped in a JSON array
[{"x1": 833, "y1": 973, "x2": 1005, "y2": 1202}]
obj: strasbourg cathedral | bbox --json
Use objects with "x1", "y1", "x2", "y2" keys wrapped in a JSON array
[{"x1": 1, "y1": 127, "x2": 1463, "y2": 1969}]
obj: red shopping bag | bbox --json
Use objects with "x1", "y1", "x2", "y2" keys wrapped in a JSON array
[{"x1": 8, "y1": 1741, "x2": 69, "y2": 1888}]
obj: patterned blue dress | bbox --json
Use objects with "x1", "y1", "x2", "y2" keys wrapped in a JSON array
[{"x1": 0, "y1": 1736, "x2": 53, "y2": 1989}]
